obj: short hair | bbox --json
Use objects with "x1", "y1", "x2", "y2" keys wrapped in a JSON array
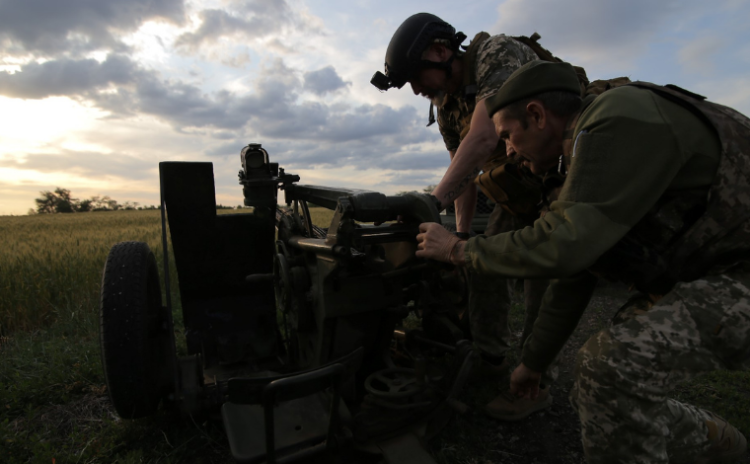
[{"x1": 502, "y1": 91, "x2": 582, "y2": 128}]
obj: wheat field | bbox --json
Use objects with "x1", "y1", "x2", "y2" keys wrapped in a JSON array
[
  {"x1": 0, "y1": 207, "x2": 335, "y2": 334},
  {"x1": 0, "y1": 211, "x2": 166, "y2": 334}
]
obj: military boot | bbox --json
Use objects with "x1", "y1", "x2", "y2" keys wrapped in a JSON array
[
  {"x1": 484, "y1": 384, "x2": 552, "y2": 421},
  {"x1": 694, "y1": 411, "x2": 747, "y2": 463}
]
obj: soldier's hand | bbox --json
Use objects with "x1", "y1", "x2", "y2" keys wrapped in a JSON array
[
  {"x1": 416, "y1": 223, "x2": 466, "y2": 265},
  {"x1": 510, "y1": 363, "x2": 542, "y2": 399}
]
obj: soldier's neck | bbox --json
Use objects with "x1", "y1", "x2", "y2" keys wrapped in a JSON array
[{"x1": 561, "y1": 110, "x2": 583, "y2": 159}]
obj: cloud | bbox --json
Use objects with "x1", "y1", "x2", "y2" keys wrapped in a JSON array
[
  {"x1": 0, "y1": 0, "x2": 185, "y2": 57},
  {"x1": 174, "y1": 0, "x2": 323, "y2": 54},
  {"x1": 175, "y1": 9, "x2": 272, "y2": 51},
  {"x1": 219, "y1": 131, "x2": 446, "y2": 174},
  {"x1": 688, "y1": 76, "x2": 750, "y2": 118},
  {"x1": 0, "y1": 149, "x2": 154, "y2": 178},
  {"x1": 678, "y1": 36, "x2": 724, "y2": 74},
  {"x1": 221, "y1": 51, "x2": 252, "y2": 68},
  {"x1": 264, "y1": 38, "x2": 296, "y2": 55},
  {"x1": 491, "y1": 0, "x2": 702, "y2": 72},
  {"x1": 0, "y1": 54, "x2": 137, "y2": 99},
  {"x1": 303, "y1": 66, "x2": 350, "y2": 95},
  {"x1": 0, "y1": 54, "x2": 442, "y2": 172}
]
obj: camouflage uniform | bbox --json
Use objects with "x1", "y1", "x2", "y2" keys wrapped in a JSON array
[
  {"x1": 465, "y1": 82, "x2": 750, "y2": 462},
  {"x1": 437, "y1": 34, "x2": 549, "y2": 367},
  {"x1": 570, "y1": 83, "x2": 750, "y2": 463},
  {"x1": 572, "y1": 269, "x2": 750, "y2": 463}
]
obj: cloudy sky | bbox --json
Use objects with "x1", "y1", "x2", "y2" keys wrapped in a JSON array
[{"x1": 1, "y1": 0, "x2": 749, "y2": 215}]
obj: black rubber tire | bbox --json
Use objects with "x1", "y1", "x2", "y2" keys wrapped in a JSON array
[{"x1": 100, "y1": 241, "x2": 173, "y2": 419}]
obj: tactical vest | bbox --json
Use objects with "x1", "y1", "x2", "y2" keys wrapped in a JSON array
[
  {"x1": 438, "y1": 32, "x2": 590, "y2": 172},
  {"x1": 511, "y1": 33, "x2": 590, "y2": 95},
  {"x1": 582, "y1": 82, "x2": 750, "y2": 295}
]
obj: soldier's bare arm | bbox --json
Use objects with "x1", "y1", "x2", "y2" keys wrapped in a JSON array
[
  {"x1": 448, "y1": 150, "x2": 478, "y2": 233},
  {"x1": 431, "y1": 99, "x2": 497, "y2": 211}
]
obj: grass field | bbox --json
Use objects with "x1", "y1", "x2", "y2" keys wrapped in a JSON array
[{"x1": 1, "y1": 208, "x2": 748, "y2": 463}]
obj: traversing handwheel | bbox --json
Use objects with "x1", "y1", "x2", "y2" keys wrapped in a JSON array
[{"x1": 364, "y1": 368, "x2": 423, "y2": 399}]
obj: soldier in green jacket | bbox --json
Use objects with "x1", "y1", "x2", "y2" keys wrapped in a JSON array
[{"x1": 416, "y1": 60, "x2": 749, "y2": 463}]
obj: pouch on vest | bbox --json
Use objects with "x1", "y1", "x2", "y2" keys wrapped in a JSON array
[
  {"x1": 474, "y1": 163, "x2": 542, "y2": 220},
  {"x1": 512, "y1": 33, "x2": 590, "y2": 93},
  {"x1": 585, "y1": 77, "x2": 632, "y2": 96}
]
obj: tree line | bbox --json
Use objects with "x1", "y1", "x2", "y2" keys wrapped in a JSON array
[
  {"x1": 32, "y1": 188, "x2": 159, "y2": 214},
  {"x1": 32, "y1": 185, "x2": 442, "y2": 215},
  {"x1": 31, "y1": 188, "x2": 247, "y2": 214}
]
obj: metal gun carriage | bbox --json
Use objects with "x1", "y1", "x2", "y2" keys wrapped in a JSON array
[{"x1": 99, "y1": 143, "x2": 476, "y2": 463}]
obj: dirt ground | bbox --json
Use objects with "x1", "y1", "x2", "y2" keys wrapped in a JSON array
[{"x1": 430, "y1": 283, "x2": 750, "y2": 464}]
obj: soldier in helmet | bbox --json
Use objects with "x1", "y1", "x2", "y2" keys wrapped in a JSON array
[
  {"x1": 372, "y1": 12, "x2": 579, "y2": 420},
  {"x1": 415, "y1": 60, "x2": 749, "y2": 463}
]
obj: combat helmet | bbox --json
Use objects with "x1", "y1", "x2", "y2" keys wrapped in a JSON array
[{"x1": 371, "y1": 13, "x2": 466, "y2": 91}]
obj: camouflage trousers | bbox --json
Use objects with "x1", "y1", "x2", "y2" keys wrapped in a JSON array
[
  {"x1": 570, "y1": 267, "x2": 750, "y2": 463},
  {"x1": 468, "y1": 204, "x2": 552, "y2": 378}
]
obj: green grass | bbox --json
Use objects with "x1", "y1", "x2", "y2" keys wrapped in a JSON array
[{"x1": 672, "y1": 370, "x2": 750, "y2": 436}]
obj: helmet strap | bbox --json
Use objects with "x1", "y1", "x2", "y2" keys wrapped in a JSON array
[{"x1": 427, "y1": 102, "x2": 436, "y2": 127}]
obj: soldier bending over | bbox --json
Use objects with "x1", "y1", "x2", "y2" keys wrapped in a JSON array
[{"x1": 416, "y1": 60, "x2": 749, "y2": 463}]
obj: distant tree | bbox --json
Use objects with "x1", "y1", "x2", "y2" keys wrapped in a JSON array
[
  {"x1": 77, "y1": 199, "x2": 93, "y2": 212},
  {"x1": 106, "y1": 197, "x2": 120, "y2": 211},
  {"x1": 55, "y1": 188, "x2": 77, "y2": 212},
  {"x1": 89, "y1": 195, "x2": 102, "y2": 210},
  {"x1": 35, "y1": 191, "x2": 58, "y2": 213},
  {"x1": 423, "y1": 184, "x2": 437, "y2": 194},
  {"x1": 35, "y1": 188, "x2": 80, "y2": 213},
  {"x1": 33, "y1": 189, "x2": 157, "y2": 213},
  {"x1": 394, "y1": 185, "x2": 437, "y2": 196}
]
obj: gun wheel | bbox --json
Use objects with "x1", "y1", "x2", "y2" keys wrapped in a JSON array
[{"x1": 99, "y1": 241, "x2": 174, "y2": 419}]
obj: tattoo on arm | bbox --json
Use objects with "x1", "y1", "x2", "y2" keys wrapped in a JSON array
[{"x1": 442, "y1": 166, "x2": 481, "y2": 203}]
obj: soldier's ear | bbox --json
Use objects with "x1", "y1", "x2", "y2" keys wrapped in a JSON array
[
  {"x1": 526, "y1": 101, "x2": 546, "y2": 129},
  {"x1": 427, "y1": 42, "x2": 450, "y2": 61}
]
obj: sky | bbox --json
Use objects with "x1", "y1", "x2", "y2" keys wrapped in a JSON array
[{"x1": 1, "y1": 0, "x2": 749, "y2": 215}]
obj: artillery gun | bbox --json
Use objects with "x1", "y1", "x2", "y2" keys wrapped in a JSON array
[{"x1": 99, "y1": 143, "x2": 476, "y2": 463}]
